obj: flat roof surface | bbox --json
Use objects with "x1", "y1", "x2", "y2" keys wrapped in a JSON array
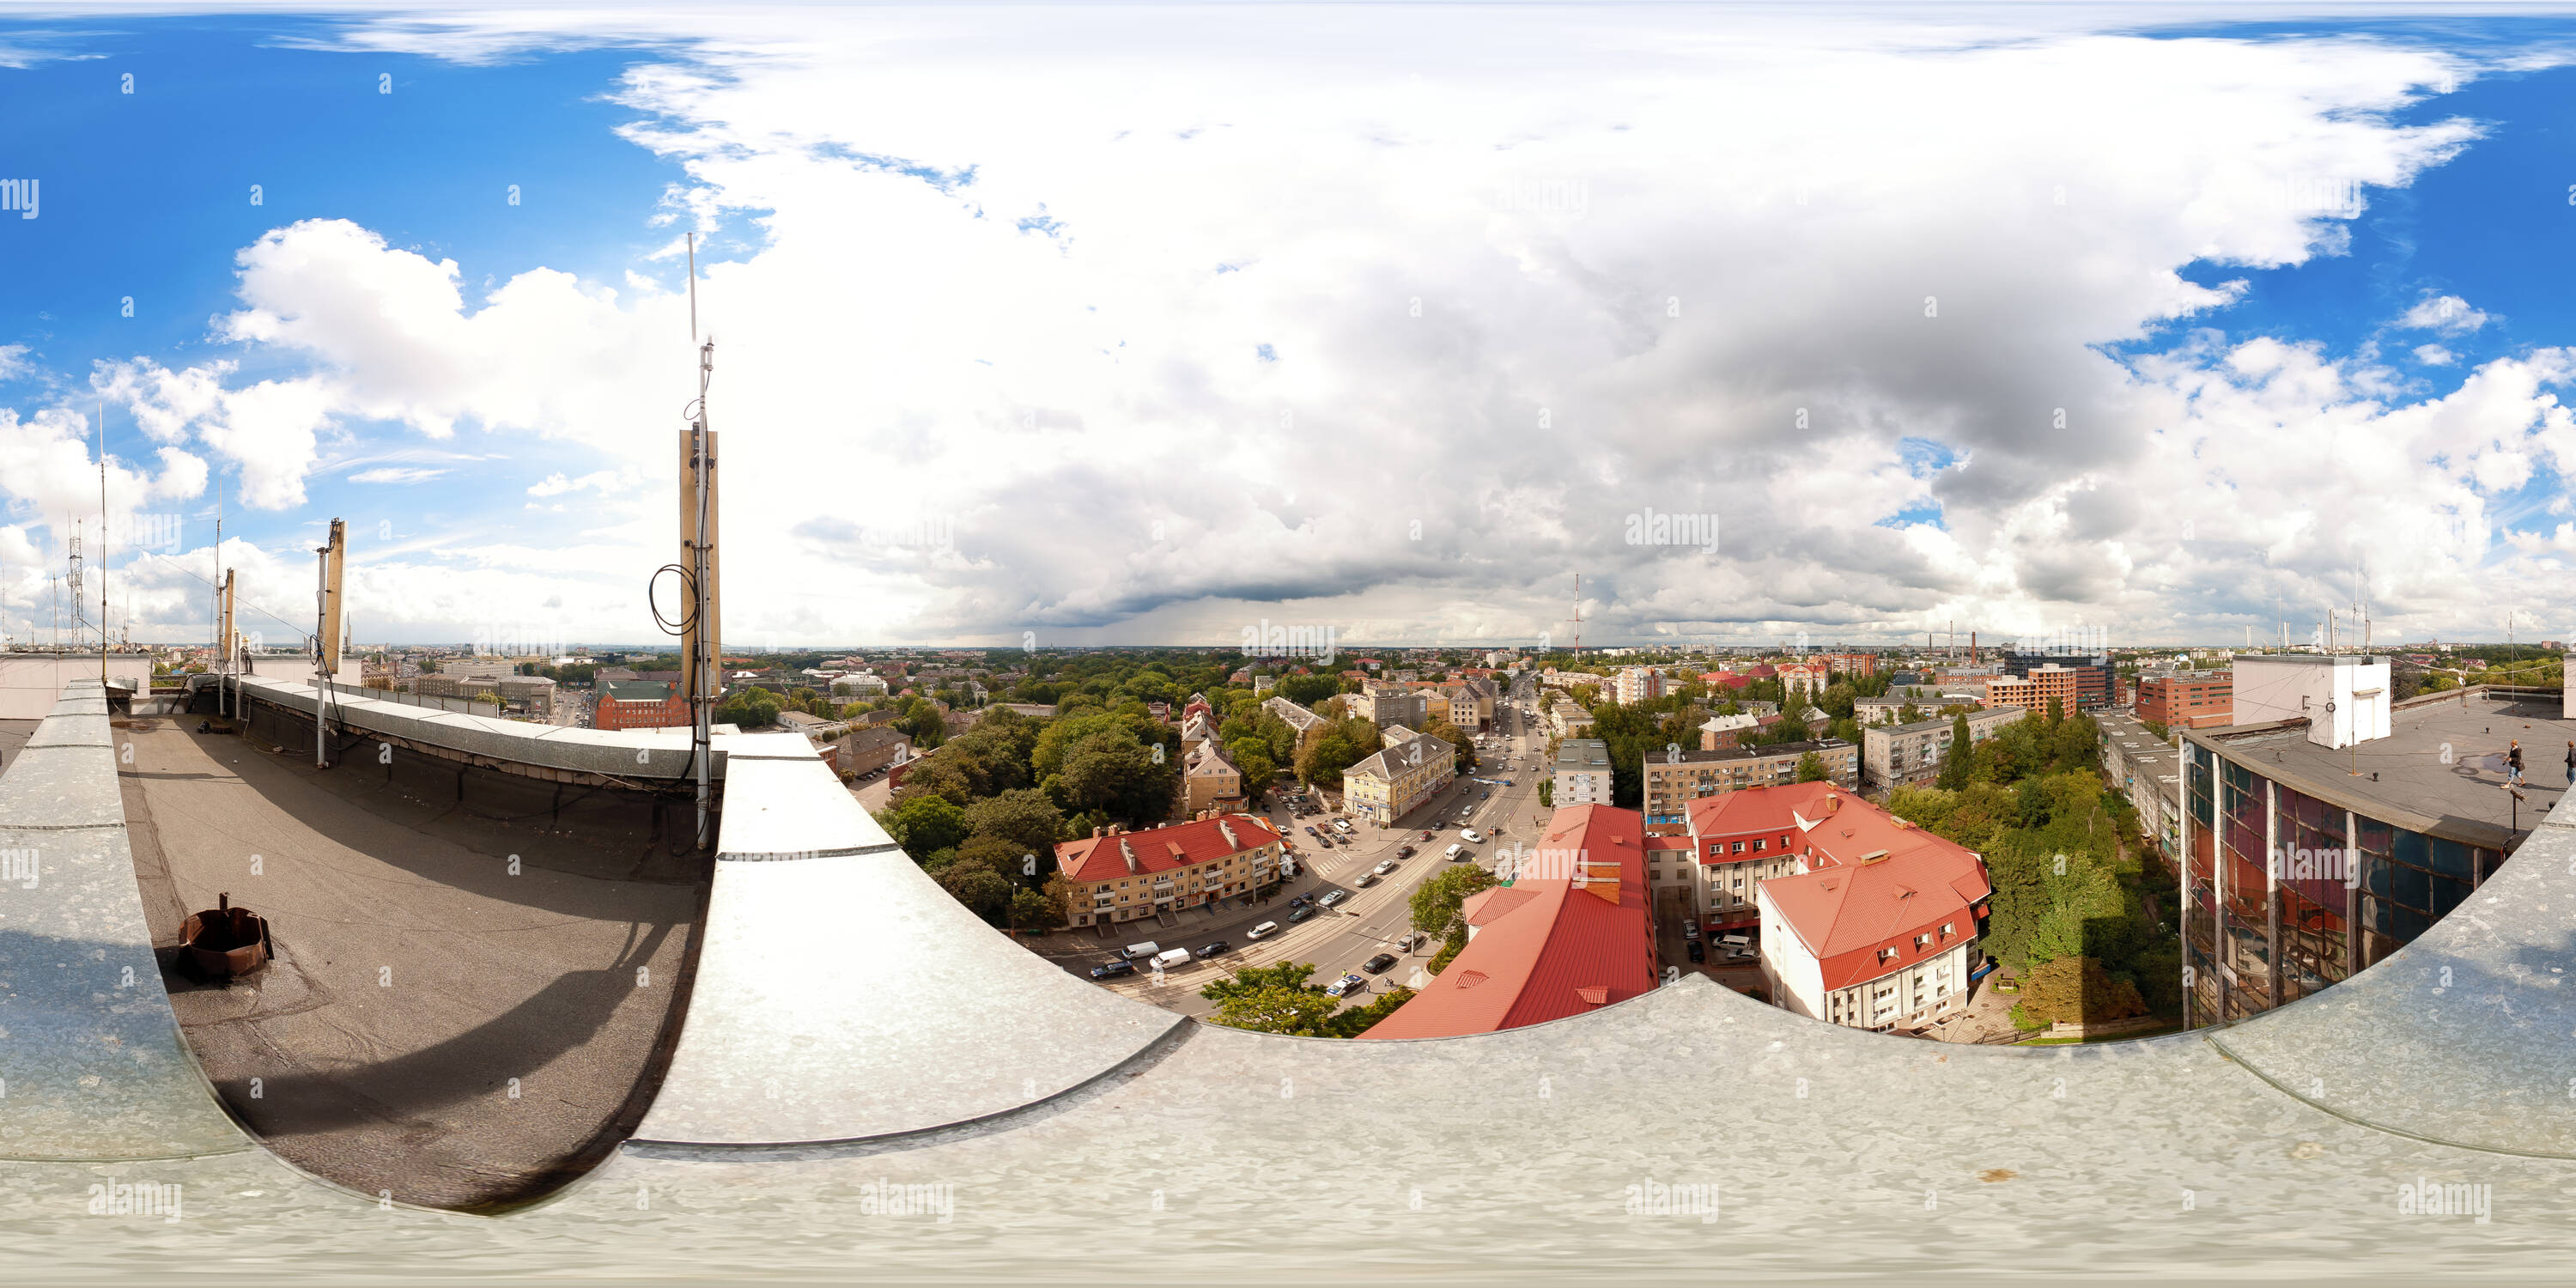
[
  {"x1": 2196, "y1": 689, "x2": 2573, "y2": 847},
  {"x1": 0, "y1": 717, "x2": 32, "y2": 769},
  {"x1": 120, "y1": 719, "x2": 705, "y2": 1211}
]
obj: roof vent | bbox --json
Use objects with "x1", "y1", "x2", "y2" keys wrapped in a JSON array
[
  {"x1": 1457, "y1": 970, "x2": 1490, "y2": 989},
  {"x1": 1577, "y1": 986, "x2": 1609, "y2": 1005}
]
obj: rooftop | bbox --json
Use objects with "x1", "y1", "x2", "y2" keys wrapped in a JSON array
[
  {"x1": 2190, "y1": 686, "x2": 2575, "y2": 849},
  {"x1": 1054, "y1": 813, "x2": 1281, "y2": 883},
  {"x1": 1553, "y1": 738, "x2": 1609, "y2": 769},
  {"x1": 1361, "y1": 804, "x2": 1655, "y2": 1039}
]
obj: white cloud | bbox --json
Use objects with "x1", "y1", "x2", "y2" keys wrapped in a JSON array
[
  {"x1": 2397, "y1": 293, "x2": 2491, "y2": 334},
  {"x1": 15, "y1": 9, "x2": 2567, "y2": 644},
  {"x1": 2412, "y1": 343, "x2": 2457, "y2": 365},
  {"x1": 0, "y1": 344, "x2": 32, "y2": 382},
  {"x1": 349, "y1": 466, "x2": 447, "y2": 485}
]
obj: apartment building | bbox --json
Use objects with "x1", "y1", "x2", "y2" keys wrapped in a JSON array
[
  {"x1": 1343, "y1": 732, "x2": 1455, "y2": 825},
  {"x1": 1753, "y1": 789, "x2": 1991, "y2": 1032},
  {"x1": 1820, "y1": 652, "x2": 1880, "y2": 679},
  {"x1": 1999, "y1": 649, "x2": 2112, "y2": 709},
  {"x1": 1638, "y1": 739, "x2": 1858, "y2": 830},
  {"x1": 1777, "y1": 663, "x2": 1827, "y2": 701},
  {"x1": 1351, "y1": 683, "x2": 1431, "y2": 732},
  {"x1": 2094, "y1": 709, "x2": 2179, "y2": 863},
  {"x1": 1859, "y1": 706, "x2": 2024, "y2": 793},
  {"x1": 596, "y1": 680, "x2": 686, "y2": 731},
  {"x1": 1697, "y1": 712, "x2": 1771, "y2": 749},
  {"x1": 1671, "y1": 782, "x2": 1838, "y2": 931},
  {"x1": 1263, "y1": 695, "x2": 1331, "y2": 753},
  {"x1": 1550, "y1": 701, "x2": 1595, "y2": 739},
  {"x1": 1552, "y1": 738, "x2": 1613, "y2": 806},
  {"x1": 2137, "y1": 671, "x2": 2233, "y2": 729},
  {"x1": 1182, "y1": 742, "x2": 1247, "y2": 817},
  {"x1": 1055, "y1": 813, "x2": 1285, "y2": 928},
  {"x1": 1614, "y1": 666, "x2": 1666, "y2": 706}
]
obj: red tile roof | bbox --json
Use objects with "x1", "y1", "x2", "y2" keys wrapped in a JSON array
[
  {"x1": 1053, "y1": 813, "x2": 1281, "y2": 884},
  {"x1": 1741, "y1": 787, "x2": 1990, "y2": 992},
  {"x1": 1361, "y1": 804, "x2": 1657, "y2": 1039}
]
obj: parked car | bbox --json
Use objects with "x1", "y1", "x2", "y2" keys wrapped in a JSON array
[
  {"x1": 1683, "y1": 921, "x2": 1701, "y2": 940},
  {"x1": 1686, "y1": 941, "x2": 1706, "y2": 963},
  {"x1": 1374, "y1": 859, "x2": 1399, "y2": 876},
  {"x1": 1356, "y1": 872, "x2": 1379, "y2": 888},
  {"x1": 1317, "y1": 889, "x2": 1350, "y2": 908},
  {"x1": 1248, "y1": 920, "x2": 1280, "y2": 939},
  {"x1": 1289, "y1": 893, "x2": 1313, "y2": 908},
  {"x1": 1323, "y1": 972, "x2": 1368, "y2": 998},
  {"x1": 1363, "y1": 952, "x2": 1398, "y2": 974},
  {"x1": 1287, "y1": 904, "x2": 1317, "y2": 924},
  {"x1": 1195, "y1": 940, "x2": 1231, "y2": 959},
  {"x1": 1461, "y1": 828, "x2": 1485, "y2": 843},
  {"x1": 1421, "y1": 830, "x2": 1435, "y2": 841},
  {"x1": 1091, "y1": 959, "x2": 1136, "y2": 979}
]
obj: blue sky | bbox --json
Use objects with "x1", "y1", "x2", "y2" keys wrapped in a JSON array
[{"x1": 3, "y1": 6, "x2": 2575, "y2": 647}]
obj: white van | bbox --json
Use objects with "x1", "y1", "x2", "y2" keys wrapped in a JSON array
[
  {"x1": 1121, "y1": 941, "x2": 1163, "y2": 961},
  {"x1": 1248, "y1": 920, "x2": 1280, "y2": 939},
  {"x1": 1331, "y1": 818, "x2": 1353, "y2": 834},
  {"x1": 1151, "y1": 947, "x2": 1193, "y2": 971},
  {"x1": 1444, "y1": 842, "x2": 1466, "y2": 860}
]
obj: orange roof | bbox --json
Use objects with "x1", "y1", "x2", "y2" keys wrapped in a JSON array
[
  {"x1": 1361, "y1": 804, "x2": 1657, "y2": 1039},
  {"x1": 1053, "y1": 813, "x2": 1280, "y2": 884},
  {"x1": 1746, "y1": 789, "x2": 1990, "y2": 991}
]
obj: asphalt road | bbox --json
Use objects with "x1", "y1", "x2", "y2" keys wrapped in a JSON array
[{"x1": 1048, "y1": 678, "x2": 1556, "y2": 1018}]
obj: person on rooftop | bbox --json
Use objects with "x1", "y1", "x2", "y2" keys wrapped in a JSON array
[{"x1": 2506, "y1": 739, "x2": 2525, "y2": 789}]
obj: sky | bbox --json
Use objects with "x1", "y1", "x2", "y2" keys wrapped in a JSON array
[{"x1": 4, "y1": 3, "x2": 2576, "y2": 651}]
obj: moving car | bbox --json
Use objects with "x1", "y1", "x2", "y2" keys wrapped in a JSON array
[
  {"x1": 1323, "y1": 973, "x2": 1368, "y2": 998},
  {"x1": 1195, "y1": 940, "x2": 1231, "y2": 959},
  {"x1": 1355, "y1": 872, "x2": 1379, "y2": 888},
  {"x1": 1373, "y1": 859, "x2": 1399, "y2": 875},
  {"x1": 1396, "y1": 845, "x2": 1415, "y2": 859},
  {"x1": 1460, "y1": 828, "x2": 1485, "y2": 843},
  {"x1": 1120, "y1": 940, "x2": 1163, "y2": 960},
  {"x1": 1287, "y1": 904, "x2": 1317, "y2": 924},
  {"x1": 1317, "y1": 889, "x2": 1350, "y2": 908},
  {"x1": 1151, "y1": 947, "x2": 1194, "y2": 971},
  {"x1": 1362, "y1": 952, "x2": 1398, "y2": 974},
  {"x1": 1686, "y1": 941, "x2": 1706, "y2": 963},
  {"x1": 1248, "y1": 920, "x2": 1280, "y2": 939},
  {"x1": 1444, "y1": 843, "x2": 1466, "y2": 860},
  {"x1": 1421, "y1": 830, "x2": 1435, "y2": 841},
  {"x1": 1091, "y1": 959, "x2": 1136, "y2": 979}
]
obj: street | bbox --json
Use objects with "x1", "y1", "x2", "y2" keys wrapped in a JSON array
[{"x1": 1036, "y1": 676, "x2": 1554, "y2": 1017}]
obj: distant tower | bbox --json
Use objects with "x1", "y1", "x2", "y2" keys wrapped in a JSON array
[{"x1": 65, "y1": 521, "x2": 85, "y2": 648}]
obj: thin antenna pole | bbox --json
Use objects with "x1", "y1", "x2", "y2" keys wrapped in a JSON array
[
  {"x1": 688, "y1": 232, "x2": 698, "y2": 343},
  {"x1": 98, "y1": 400, "x2": 107, "y2": 687}
]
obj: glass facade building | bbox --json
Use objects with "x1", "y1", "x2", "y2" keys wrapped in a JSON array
[{"x1": 2180, "y1": 739, "x2": 2506, "y2": 1026}]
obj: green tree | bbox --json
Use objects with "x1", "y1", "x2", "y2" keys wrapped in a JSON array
[
  {"x1": 1009, "y1": 886, "x2": 1056, "y2": 932},
  {"x1": 1324, "y1": 987, "x2": 1417, "y2": 1037},
  {"x1": 1274, "y1": 673, "x2": 1342, "y2": 708},
  {"x1": 962, "y1": 787, "x2": 1066, "y2": 860},
  {"x1": 1411, "y1": 865, "x2": 1499, "y2": 958},
  {"x1": 1935, "y1": 713, "x2": 1974, "y2": 789},
  {"x1": 1795, "y1": 750, "x2": 1828, "y2": 782},
  {"x1": 875, "y1": 793, "x2": 968, "y2": 859},
  {"x1": 1209, "y1": 985, "x2": 1343, "y2": 1036},
  {"x1": 937, "y1": 860, "x2": 1015, "y2": 926}
]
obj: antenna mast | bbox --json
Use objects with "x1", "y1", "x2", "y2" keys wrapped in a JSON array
[{"x1": 678, "y1": 231, "x2": 722, "y2": 852}]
